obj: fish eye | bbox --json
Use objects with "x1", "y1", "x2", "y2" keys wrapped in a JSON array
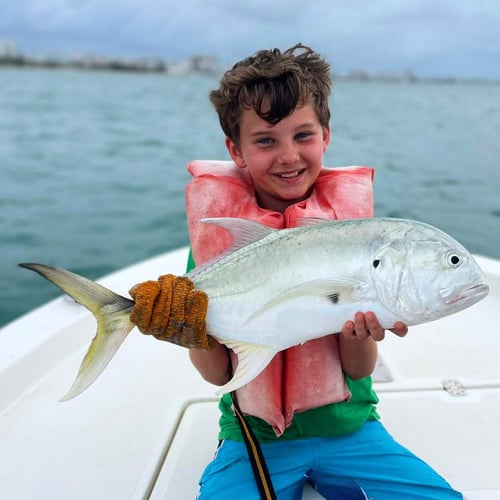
[{"x1": 446, "y1": 252, "x2": 463, "y2": 268}]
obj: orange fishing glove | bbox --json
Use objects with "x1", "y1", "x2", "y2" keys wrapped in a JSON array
[{"x1": 129, "y1": 274, "x2": 214, "y2": 350}]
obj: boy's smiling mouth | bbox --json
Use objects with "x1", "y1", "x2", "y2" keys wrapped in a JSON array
[{"x1": 274, "y1": 168, "x2": 306, "y2": 179}]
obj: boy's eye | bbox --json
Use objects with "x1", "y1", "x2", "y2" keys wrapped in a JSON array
[
  {"x1": 257, "y1": 137, "x2": 274, "y2": 145},
  {"x1": 295, "y1": 131, "x2": 312, "y2": 140}
]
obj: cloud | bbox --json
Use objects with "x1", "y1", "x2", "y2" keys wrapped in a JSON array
[{"x1": 1, "y1": 0, "x2": 500, "y2": 79}]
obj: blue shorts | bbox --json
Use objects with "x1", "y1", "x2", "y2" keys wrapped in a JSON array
[{"x1": 197, "y1": 421, "x2": 462, "y2": 499}]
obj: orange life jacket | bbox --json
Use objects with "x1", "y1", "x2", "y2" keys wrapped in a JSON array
[{"x1": 185, "y1": 160, "x2": 374, "y2": 435}]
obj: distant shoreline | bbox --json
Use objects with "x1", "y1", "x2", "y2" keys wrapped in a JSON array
[
  {"x1": 0, "y1": 52, "x2": 219, "y2": 76},
  {"x1": 1, "y1": 53, "x2": 498, "y2": 85}
]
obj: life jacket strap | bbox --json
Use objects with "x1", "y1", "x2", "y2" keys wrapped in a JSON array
[{"x1": 232, "y1": 392, "x2": 277, "y2": 500}]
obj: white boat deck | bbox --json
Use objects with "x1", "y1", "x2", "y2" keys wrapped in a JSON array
[{"x1": 1, "y1": 249, "x2": 499, "y2": 499}]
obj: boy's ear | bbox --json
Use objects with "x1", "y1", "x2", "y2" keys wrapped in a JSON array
[
  {"x1": 226, "y1": 137, "x2": 246, "y2": 168},
  {"x1": 322, "y1": 126, "x2": 331, "y2": 152}
]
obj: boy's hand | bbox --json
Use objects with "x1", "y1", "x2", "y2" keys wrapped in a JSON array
[{"x1": 341, "y1": 311, "x2": 408, "y2": 341}]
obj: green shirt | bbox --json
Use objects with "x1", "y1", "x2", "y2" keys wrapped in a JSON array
[
  {"x1": 218, "y1": 376, "x2": 379, "y2": 442},
  {"x1": 186, "y1": 249, "x2": 380, "y2": 442}
]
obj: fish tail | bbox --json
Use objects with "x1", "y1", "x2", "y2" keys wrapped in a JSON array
[{"x1": 19, "y1": 263, "x2": 135, "y2": 401}]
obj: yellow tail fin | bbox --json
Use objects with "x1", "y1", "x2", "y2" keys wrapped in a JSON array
[{"x1": 20, "y1": 263, "x2": 135, "y2": 400}]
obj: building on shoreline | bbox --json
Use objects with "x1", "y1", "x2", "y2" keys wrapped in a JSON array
[{"x1": 0, "y1": 39, "x2": 220, "y2": 76}]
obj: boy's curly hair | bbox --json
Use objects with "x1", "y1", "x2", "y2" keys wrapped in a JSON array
[{"x1": 209, "y1": 43, "x2": 331, "y2": 144}]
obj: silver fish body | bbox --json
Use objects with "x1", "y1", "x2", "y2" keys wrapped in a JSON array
[
  {"x1": 187, "y1": 217, "x2": 488, "y2": 392},
  {"x1": 21, "y1": 217, "x2": 489, "y2": 398}
]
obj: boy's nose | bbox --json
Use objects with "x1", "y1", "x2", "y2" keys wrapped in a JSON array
[{"x1": 277, "y1": 148, "x2": 299, "y2": 165}]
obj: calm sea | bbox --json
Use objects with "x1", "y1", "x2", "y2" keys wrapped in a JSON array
[{"x1": 1, "y1": 67, "x2": 499, "y2": 327}]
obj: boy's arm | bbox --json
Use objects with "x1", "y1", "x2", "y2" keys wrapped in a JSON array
[
  {"x1": 189, "y1": 342, "x2": 231, "y2": 386},
  {"x1": 339, "y1": 312, "x2": 408, "y2": 380}
]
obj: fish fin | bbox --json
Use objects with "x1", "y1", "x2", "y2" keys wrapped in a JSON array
[
  {"x1": 215, "y1": 341, "x2": 277, "y2": 395},
  {"x1": 188, "y1": 218, "x2": 278, "y2": 278},
  {"x1": 245, "y1": 279, "x2": 360, "y2": 324},
  {"x1": 200, "y1": 217, "x2": 275, "y2": 250},
  {"x1": 19, "y1": 263, "x2": 134, "y2": 400},
  {"x1": 296, "y1": 216, "x2": 330, "y2": 226}
]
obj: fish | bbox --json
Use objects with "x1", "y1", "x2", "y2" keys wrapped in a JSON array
[{"x1": 20, "y1": 217, "x2": 489, "y2": 400}]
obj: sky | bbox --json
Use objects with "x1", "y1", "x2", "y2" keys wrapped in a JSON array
[{"x1": 1, "y1": 0, "x2": 500, "y2": 80}]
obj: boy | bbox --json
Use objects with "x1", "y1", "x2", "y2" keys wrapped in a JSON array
[{"x1": 135, "y1": 44, "x2": 462, "y2": 498}]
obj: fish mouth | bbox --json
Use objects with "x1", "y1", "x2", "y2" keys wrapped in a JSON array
[{"x1": 440, "y1": 283, "x2": 489, "y2": 305}]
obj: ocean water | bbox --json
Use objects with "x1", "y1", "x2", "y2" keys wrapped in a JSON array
[{"x1": 1, "y1": 68, "x2": 499, "y2": 327}]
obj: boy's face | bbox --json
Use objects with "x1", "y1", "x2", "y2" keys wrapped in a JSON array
[{"x1": 226, "y1": 103, "x2": 330, "y2": 213}]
